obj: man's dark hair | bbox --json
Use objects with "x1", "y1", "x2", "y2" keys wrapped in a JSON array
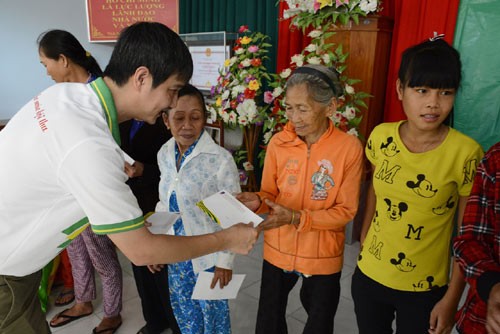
[{"x1": 104, "y1": 22, "x2": 193, "y2": 88}]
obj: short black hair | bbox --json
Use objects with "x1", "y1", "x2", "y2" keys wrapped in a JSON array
[
  {"x1": 398, "y1": 39, "x2": 461, "y2": 90},
  {"x1": 104, "y1": 22, "x2": 193, "y2": 88}
]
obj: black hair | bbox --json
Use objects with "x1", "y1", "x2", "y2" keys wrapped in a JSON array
[
  {"x1": 37, "y1": 29, "x2": 103, "y2": 77},
  {"x1": 104, "y1": 22, "x2": 193, "y2": 88},
  {"x1": 398, "y1": 39, "x2": 461, "y2": 90},
  {"x1": 173, "y1": 84, "x2": 208, "y2": 120},
  {"x1": 286, "y1": 64, "x2": 343, "y2": 105}
]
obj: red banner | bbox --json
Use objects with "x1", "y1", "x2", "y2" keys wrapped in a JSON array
[{"x1": 86, "y1": 0, "x2": 179, "y2": 42}]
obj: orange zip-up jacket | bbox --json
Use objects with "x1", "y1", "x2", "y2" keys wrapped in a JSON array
[{"x1": 257, "y1": 120, "x2": 364, "y2": 275}]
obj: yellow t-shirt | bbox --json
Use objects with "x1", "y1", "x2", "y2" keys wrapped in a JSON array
[{"x1": 358, "y1": 121, "x2": 483, "y2": 291}]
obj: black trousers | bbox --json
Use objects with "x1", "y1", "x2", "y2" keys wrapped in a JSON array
[
  {"x1": 351, "y1": 266, "x2": 448, "y2": 334},
  {"x1": 132, "y1": 264, "x2": 180, "y2": 334},
  {"x1": 256, "y1": 260, "x2": 341, "y2": 334}
]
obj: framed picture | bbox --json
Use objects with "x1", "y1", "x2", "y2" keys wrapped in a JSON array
[{"x1": 86, "y1": 0, "x2": 179, "y2": 42}]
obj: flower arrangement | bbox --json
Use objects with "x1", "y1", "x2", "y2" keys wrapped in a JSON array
[
  {"x1": 283, "y1": 0, "x2": 381, "y2": 30},
  {"x1": 207, "y1": 25, "x2": 272, "y2": 128},
  {"x1": 259, "y1": 28, "x2": 370, "y2": 166},
  {"x1": 208, "y1": 25, "x2": 273, "y2": 191}
]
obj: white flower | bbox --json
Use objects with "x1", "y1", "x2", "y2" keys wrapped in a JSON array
[
  {"x1": 236, "y1": 99, "x2": 258, "y2": 121},
  {"x1": 345, "y1": 84, "x2": 355, "y2": 94},
  {"x1": 308, "y1": 30, "x2": 322, "y2": 38},
  {"x1": 347, "y1": 128, "x2": 359, "y2": 136},
  {"x1": 221, "y1": 90, "x2": 230, "y2": 100},
  {"x1": 228, "y1": 111, "x2": 238, "y2": 125},
  {"x1": 220, "y1": 110, "x2": 230, "y2": 123},
  {"x1": 332, "y1": 112, "x2": 342, "y2": 124},
  {"x1": 291, "y1": 54, "x2": 304, "y2": 67},
  {"x1": 359, "y1": 0, "x2": 378, "y2": 13},
  {"x1": 207, "y1": 106, "x2": 217, "y2": 123},
  {"x1": 305, "y1": 44, "x2": 317, "y2": 53},
  {"x1": 228, "y1": 56, "x2": 237, "y2": 66},
  {"x1": 343, "y1": 106, "x2": 357, "y2": 120},
  {"x1": 322, "y1": 54, "x2": 332, "y2": 64},
  {"x1": 234, "y1": 48, "x2": 245, "y2": 55},
  {"x1": 238, "y1": 115, "x2": 249, "y2": 126},
  {"x1": 241, "y1": 58, "x2": 252, "y2": 67},
  {"x1": 272, "y1": 86, "x2": 284, "y2": 98},
  {"x1": 263, "y1": 130, "x2": 273, "y2": 144},
  {"x1": 231, "y1": 85, "x2": 245, "y2": 98},
  {"x1": 280, "y1": 68, "x2": 292, "y2": 79},
  {"x1": 307, "y1": 56, "x2": 321, "y2": 65}
]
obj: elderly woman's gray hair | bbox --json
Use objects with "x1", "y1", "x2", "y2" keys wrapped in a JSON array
[{"x1": 286, "y1": 64, "x2": 343, "y2": 105}]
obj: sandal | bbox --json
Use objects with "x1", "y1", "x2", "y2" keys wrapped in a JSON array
[
  {"x1": 92, "y1": 321, "x2": 122, "y2": 333},
  {"x1": 49, "y1": 308, "x2": 92, "y2": 328},
  {"x1": 54, "y1": 288, "x2": 75, "y2": 307}
]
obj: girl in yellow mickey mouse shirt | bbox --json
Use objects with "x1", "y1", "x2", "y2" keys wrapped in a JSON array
[{"x1": 352, "y1": 38, "x2": 483, "y2": 334}]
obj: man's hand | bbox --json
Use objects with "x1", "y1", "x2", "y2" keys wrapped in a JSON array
[
  {"x1": 210, "y1": 267, "x2": 233, "y2": 289},
  {"x1": 487, "y1": 282, "x2": 500, "y2": 334},
  {"x1": 223, "y1": 223, "x2": 259, "y2": 255},
  {"x1": 124, "y1": 161, "x2": 145, "y2": 178}
]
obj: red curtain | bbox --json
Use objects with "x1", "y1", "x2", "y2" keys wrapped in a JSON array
[
  {"x1": 276, "y1": 1, "x2": 311, "y2": 72},
  {"x1": 383, "y1": 0, "x2": 460, "y2": 121},
  {"x1": 276, "y1": 0, "x2": 460, "y2": 122}
]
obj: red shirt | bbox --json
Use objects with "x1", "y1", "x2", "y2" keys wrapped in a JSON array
[{"x1": 454, "y1": 142, "x2": 500, "y2": 334}]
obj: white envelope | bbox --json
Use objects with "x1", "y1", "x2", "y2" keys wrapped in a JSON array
[
  {"x1": 191, "y1": 271, "x2": 246, "y2": 300},
  {"x1": 196, "y1": 190, "x2": 263, "y2": 228},
  {"x1": 146, "y1": 211, "x2": 180, "y2": 234}
]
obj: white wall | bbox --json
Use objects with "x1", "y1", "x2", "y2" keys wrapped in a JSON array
[{"x1": 0, "y1": 0, "x2": 115, "y2": 120}]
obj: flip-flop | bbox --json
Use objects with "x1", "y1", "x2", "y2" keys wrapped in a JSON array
[
  {"x1": 49, "y1": 308, "x2": 93, "y2": 328},
  {"x1": 92, "y1": 321, "x2": 122, "y2": 334},
  {"x1": 54, "y1": 288, "x2": 75, "y2": 306}
]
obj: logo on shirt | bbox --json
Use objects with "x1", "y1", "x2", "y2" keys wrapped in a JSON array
[
  {"x1": 432, "y1": 196, "x2": 455, "y2": 215},
  {"x1": 413, "y1": 276, "x2": 439, "y2": 291},
  {"x1": 390, "y1": 252, "x2": 416, "y2": 272},
  {"x1": 384, "y1": 198, "x2": 408, "y2": 221},
  {"x1": 380, "y1": 136, "x2": 400, "y2": 157},
  {"x1": 463, "y1": 159, "x2": 478, "y2": 185},
  {"x1": 406, "y1": 174, "x2": 437, "y2": 198},
  {"x1": 310, "y1": 159, "x2": 334, "y2": 201}
]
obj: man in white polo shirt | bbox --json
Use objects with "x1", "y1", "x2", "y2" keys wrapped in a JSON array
[{"x1": 0, "y1": 22, "x2": 258, "y2": 334}]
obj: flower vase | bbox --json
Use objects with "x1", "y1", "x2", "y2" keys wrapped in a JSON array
[{"x1": 242, "y1": 124, "x2": 261, "y2": 192}]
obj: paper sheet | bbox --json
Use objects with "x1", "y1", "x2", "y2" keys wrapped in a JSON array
[
  {"x1": 146, "y1": 212, "x2": 180, "y2": 234},
  {"x1": 191, "y1": 271, "x2": 246, "y2": 300},
  {"x1": 196, "y1": 190, "x2": 263, "y2": 228},
  {"x1": 122, "y1": 150, "x2": 135, "y2": 165}
]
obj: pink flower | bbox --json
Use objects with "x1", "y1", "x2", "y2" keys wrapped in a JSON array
[
  {"x1": 238, "y1": 25, "x2": 249, "y2": 33},
  {"x1": 336, "y1": 0, "x2": 349, "y2": 7},
  {"x1": 248, "y1": 45, "x2": 259, "y2": 53},
  {"x1": 264, "y1": 91, "x2": 274, "y2": 104}
]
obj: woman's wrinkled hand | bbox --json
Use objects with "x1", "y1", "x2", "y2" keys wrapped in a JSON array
[
  {"x1": 257, "y1": 199, "x2": 296, "y2": 232},
  {"x1": 235, "y1": 192, "x2": 261, "y2": 212},
  {"x1": 210, "y1": 267, "x2": 233, "y2": 289}
]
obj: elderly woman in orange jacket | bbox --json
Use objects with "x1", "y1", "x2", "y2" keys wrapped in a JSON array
[{"x1": 238, "y1": 64, "x2": 364, "y2": 334}]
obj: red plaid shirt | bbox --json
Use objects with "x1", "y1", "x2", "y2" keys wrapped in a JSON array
[{"x1": 454, "y1": 142, "x2": 500, "y2": 334}]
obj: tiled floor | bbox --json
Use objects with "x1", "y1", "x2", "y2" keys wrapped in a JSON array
[{"x1": 46, "y1": 236, "x2": 462, "y2": 333}]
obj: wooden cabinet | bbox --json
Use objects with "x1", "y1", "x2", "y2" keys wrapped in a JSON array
[{"x1": 326, "y1": 15, "x2": 393, "y2": 139}]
